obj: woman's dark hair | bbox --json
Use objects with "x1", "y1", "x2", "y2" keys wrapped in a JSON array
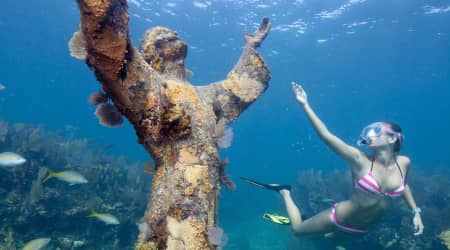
[{"x1": 383, "y1": 121, "x2": 403, "y2": 153}]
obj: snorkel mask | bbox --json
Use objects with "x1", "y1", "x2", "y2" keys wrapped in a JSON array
[{"x1": 357, "y1": 122, "x2": 403, "y2": 146}]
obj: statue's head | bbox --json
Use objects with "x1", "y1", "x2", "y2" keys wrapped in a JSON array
[{"x1": 140, "y1": 26, "x2": 188, "y2": 80}]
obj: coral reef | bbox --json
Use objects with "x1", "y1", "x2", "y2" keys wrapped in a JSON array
[
  {"x1": 0, "y1": 121, "x2": 151, "y2": 249},
  {"x1": 439, "y1": 229, "x2": 450, "y2": 249}
]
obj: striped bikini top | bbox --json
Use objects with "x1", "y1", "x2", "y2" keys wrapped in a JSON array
[{"x1": 355, "y1": 158, "x2": 405, "y2": 198}]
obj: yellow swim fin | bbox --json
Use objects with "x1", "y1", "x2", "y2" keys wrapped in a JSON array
[{"x1": 263, "y1": 213, "x2": 290, "y2": 225}]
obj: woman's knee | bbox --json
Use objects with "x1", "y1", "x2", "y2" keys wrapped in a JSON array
[
  {"x1": 291, "y1": 210, "x2": 334, "y2": 235},
  {"x1": 291, "y1": 225, "x2": 303, "y2": 235},
  {"x1": 291, "y1": 223, "x2": 310, "y2": 236}
]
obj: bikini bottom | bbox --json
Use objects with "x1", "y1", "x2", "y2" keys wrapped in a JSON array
[{"x1": 330, "y1": 203, "x2": 369, "y2": 234}]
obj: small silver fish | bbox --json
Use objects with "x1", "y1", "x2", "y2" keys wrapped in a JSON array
[
  {"x1": 320, "y1": 198, "x2": 335, "y2": 203},
  {"x1": 0, "y1": 152, "x2": 26, "y2": 167},
  {"x1": 0, "y1": 83, "x2": 5, "y2": 91},
  {"x1": 42, "y1": 168, "x2": 88, "y2": 185},
  {"x1": 88, "y1": 211, "x2": 120, "y2": 225},
  {"x1": 21, "y1": 237, "x2": 51, "y2": 250}
]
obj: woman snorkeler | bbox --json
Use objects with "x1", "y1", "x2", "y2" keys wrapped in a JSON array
[{"x1": 243, "y1": 82, "x2": 424, "y2": 239}]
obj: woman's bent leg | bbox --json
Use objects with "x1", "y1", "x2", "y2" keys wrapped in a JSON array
[{"x1": 280, "y1": 190, "x2": 335, "y2": 235}]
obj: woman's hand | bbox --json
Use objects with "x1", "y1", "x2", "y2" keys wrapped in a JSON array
[
  {"x1": 291, "y1": 82, "x2": 308, "y2": 105},
  {"x1": 413, "y1": 214, "x2": 424, "y2": 236}
]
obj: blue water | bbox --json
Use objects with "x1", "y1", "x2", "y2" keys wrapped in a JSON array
[{"x1": 1, "y1": 0, "x2": 449, "y2": 249}]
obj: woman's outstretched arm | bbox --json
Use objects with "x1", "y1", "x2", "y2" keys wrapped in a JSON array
[
  {"x1": 401, "y1": 157, "x2": 424, "y2": 235},
  {"x1": 291, "y1": 83, "x2": 364, "y2": 166}
]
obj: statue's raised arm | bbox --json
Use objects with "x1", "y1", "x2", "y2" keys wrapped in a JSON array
[
  {"x1": 76, "y1": 0, "x2": 131, "y2": 83},
  {"x1": 75, "y1": 0, "x2": 168, "y2": 143},
  {"x1": 201, "y1": 17, "x2": 272, "y2": 124}
]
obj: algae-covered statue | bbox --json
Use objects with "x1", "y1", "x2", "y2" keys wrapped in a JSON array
[{"x1": 71, "y1": 0, "x2": 271, "y2": 249}]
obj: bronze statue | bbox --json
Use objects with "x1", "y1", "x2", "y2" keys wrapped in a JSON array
[{"x1": 72, "y1": 0, "x2": 271, "y2": 249}]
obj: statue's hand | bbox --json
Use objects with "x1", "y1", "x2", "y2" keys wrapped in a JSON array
[{"x1": 245, "y1": 17, "x2": 271, "y2": 48}]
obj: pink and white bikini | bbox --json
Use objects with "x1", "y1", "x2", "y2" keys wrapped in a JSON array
[{"x1": 330, "y1": 158, "x2": 405, "y2": 233}]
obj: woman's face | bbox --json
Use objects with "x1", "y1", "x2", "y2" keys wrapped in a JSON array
[
  {"x1": 366, "y1": 130, "x2": 397, "y2": 150},
  {"x1": 357, "y1": 122, "x2": 398, "y2": 150}
]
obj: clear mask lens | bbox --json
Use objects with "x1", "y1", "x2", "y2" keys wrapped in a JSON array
[{"x1": 357, "y1": 122, "x2": 384, "y2": 146}]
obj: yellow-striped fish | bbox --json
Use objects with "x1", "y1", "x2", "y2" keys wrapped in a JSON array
[
  {"x1": 88, "y1": 211, "x2": 120, "y2": 225},
  {"x1": 42, "y1": 168, "x2": 88, "y2": 185},
  {"x1": 21, "y1": 237, "x2": 51, "y2": 250},
  {"x1": 0, "y1": 152, "x2": 26, "y2": 167}
]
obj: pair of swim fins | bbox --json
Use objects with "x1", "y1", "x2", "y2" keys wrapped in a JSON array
[{"x1": 240, "y1": 177, "x2": 291, "y2": 225}]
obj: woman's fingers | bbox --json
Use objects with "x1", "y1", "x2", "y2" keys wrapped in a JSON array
[
  {"x1": 291, "y1": 82, "x2": 304, "y2": 95},
  {"x1": 413, "y1": 223, "x2": 424, "y2": 236}
]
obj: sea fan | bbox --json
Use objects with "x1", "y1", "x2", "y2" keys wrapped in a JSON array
[
  {"x1": 69, "y1": 28, "x2": 87, "y2": 60},
  {"x1": 88, "y1": 91, "x2": 108, "y2": 105},
  {"x1": 137, "y1": 222, "x2": 151, "y2": 242},
  {"x1": 207, "y1": 226, "x2": 228, "y2": 247},
  {"x1": 94, "y1": 103, "x2": 123, "y2": 128},
  {"x1": 221, "y1": 175, "x2": 236, "y2": 191},
  {"x1": 217, "y1": 127, "x2": 233, "y2": 149}
]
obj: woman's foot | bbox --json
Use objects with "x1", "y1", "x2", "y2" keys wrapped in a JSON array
[
  {"x1": 279, "y1": 188, "x2": 291, "y2": 197},
  {"x1": 265, "y1": 183, "x2": 292, "y2": 192}
]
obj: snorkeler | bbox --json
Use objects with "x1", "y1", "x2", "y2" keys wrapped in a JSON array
[{"x1": 245, "y1": 82, "x2": 424, "y2": 239}]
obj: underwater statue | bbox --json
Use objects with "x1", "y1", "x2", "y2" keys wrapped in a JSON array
[{"x1": 72, "y1": 0, "x2": 271, "y2": 249}]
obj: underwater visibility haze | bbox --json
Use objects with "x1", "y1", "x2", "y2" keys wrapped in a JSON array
[{"x1": 0, "y1": 0, "x2": 450, "y2": 249}]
